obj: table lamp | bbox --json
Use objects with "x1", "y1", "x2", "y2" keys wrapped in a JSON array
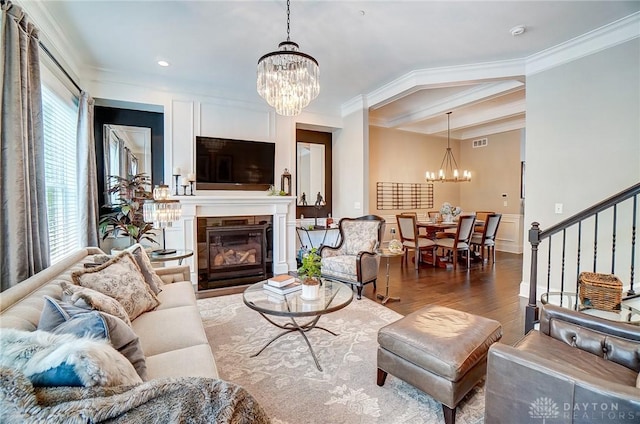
[{"x1": 143, "y1": 184, "x2": 182, "y2": 255}]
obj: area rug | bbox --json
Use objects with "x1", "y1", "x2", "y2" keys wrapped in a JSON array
[{"x1": 198, "y1": 294, "x2": 484, "y2": 424}]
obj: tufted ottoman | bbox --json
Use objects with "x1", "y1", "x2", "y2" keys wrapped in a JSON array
[{"x1": 377, "y1": 305, "x2": 502, "y2": 424}]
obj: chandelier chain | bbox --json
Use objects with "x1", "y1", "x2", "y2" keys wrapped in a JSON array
[{"x1": 286, "y1": 0, "x2": 291, "y2": 41}]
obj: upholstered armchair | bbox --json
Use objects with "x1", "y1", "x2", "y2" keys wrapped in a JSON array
[{"x1": 319, "y1": 215, "x2": 385, "y2": 300}]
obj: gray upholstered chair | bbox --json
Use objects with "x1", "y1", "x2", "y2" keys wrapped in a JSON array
[
  {"x1": 319, "y1": 215, "x2": 385, "y2": 300},
  {"x1": 470, "y1": 213, "x2": 501, "y2": 264},
  {"x1": 396, "y1": 214, "x2": 436, "y2": 269},
  {"x1": 435, "y1": 215, "x2": 476, "y2": 270}
]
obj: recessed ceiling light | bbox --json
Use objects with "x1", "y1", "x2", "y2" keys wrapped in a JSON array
[
  {"x1": 510, "y1": 25, "x2": 526, "y2": 36},
  {"x1": 157, "y1": 60, "x2": 170, "y2": 67}
]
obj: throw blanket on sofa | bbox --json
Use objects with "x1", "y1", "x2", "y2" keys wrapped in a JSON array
[{"x1": 0, "y1": 368, "x2": 270, "y2": 424}]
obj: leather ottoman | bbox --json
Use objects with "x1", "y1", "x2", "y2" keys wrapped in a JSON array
[{"x1": 377, "y1": 305, "x2": 502, "y2": 424}]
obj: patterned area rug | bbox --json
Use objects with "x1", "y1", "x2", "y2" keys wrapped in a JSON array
[{"x1": 198, "y1": 294, "x2": 485, "y2": 424}]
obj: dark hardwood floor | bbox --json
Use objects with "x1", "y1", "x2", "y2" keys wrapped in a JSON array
[{"x1": 361, "y1": 251, "x2": 527, "y2": 346}]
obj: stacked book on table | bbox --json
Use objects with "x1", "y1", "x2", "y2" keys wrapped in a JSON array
[{"x1": 263, "y1": 274, "x2": 302, "y2": 295}]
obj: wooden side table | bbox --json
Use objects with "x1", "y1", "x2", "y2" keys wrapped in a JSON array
[{"x1": 376, "y1": 249, "x2": 404, "y2": 305}]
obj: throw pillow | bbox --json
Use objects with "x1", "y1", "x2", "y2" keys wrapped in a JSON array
[
  {"x1": 125, "y1": 243, "x2": 164, "y2": 294},
  {"x1": 60, "y1": 282, "x2": 132, "y2": 326},
  {"x1": 71, "y1": 252, "x2": 159, "y2": 321},
  {"x1": 0, "y1": 328, "x2": 141, "y2": 387},
  {"x1": 38, "y1": 296, "x2": 147, "y2": 380}
]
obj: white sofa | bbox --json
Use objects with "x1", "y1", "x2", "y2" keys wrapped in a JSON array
[{"x1": 0, "y1": 247, "x2": 218, "y2": 380}]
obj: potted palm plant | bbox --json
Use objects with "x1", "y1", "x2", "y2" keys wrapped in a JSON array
[
  {"x1": 297, "y1": 247, "x2": 322, "y2": 300},
  {"x1": 99, "y1": 173, "x2": 157, "y2": 247}
]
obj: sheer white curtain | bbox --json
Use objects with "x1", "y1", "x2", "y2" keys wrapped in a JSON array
[
  {"x1": 76, "y1": 91, "x2": 99, "y2": 247},
  {"x1": 0, "y1": 1, "x2": 50, "y2": 291}
]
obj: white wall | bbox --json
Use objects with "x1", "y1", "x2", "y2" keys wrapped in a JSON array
[{"x1": 522, "y1": 38, "x2": 640, "y2": 297}]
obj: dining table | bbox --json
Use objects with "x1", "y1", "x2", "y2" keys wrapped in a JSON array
[{"x1": 416, "y1": 220, "x2": 485, "y2": 268}]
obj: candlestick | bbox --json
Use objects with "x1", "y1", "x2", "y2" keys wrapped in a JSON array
[
  {"x1": 181, "y1": 185, "x2": 188, "y2": 196},
  {"x1": 189, "y1": 181, "x2": 195, "y2": 195},
  {"x1": 173, "y1": 174, "x2": 180, "y2": 196}
]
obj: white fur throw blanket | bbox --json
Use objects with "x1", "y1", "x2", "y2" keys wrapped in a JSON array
[{"x1": 0, "y1": 367, "x2": 270, "y2": 423}]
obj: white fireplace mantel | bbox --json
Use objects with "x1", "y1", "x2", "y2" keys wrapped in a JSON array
[{"x1": 167, "y1": 195, "x2": 296, "y2": 284}]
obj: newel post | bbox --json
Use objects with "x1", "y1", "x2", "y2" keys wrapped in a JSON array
[{"x1": 525, "y1": 222, "x2": 541, "y2": 334}]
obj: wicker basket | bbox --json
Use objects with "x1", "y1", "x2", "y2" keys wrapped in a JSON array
[{"x1": 578, "y1": 272, "x2": 622, "y2": 312}]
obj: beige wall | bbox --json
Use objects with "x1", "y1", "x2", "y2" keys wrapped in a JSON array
[
  {"x1": 459, "y1": 129, "x2": 522, "y2": 215},
  {"x1": 368, "y1": 126, "x2": 521, "y2": 216}
]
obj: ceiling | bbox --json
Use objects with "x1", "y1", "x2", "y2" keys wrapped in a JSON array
[{"x1": 28, "y1": 1, "x2": 639, "y2": 140}]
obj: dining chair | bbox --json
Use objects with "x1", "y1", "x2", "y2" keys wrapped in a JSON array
[
  {"x1": 396, "y1": 214, "x2": 437, "y2": 270},
  {"x1": 473, "y1": 211, "x2": 495, "y2": 235},
  {"x1": 400, "y1": 211, "x2": 429, "y2": 238},
  {"x1": 470, "y1": 213, "x2": 501, "y2": 265},
  {"x1": 435, "y1": 215, "x2": 476, "y2": 270}
]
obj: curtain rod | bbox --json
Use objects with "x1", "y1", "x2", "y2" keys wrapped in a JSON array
[
  {"x1": 39, "y1": 41, "x2": 83, "y2": 94},
  {"x1": 2, "y1": 0, "x2": 83, "y2": 93}
]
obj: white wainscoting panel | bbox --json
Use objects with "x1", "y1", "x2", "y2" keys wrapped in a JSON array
[{"x1": 199, "y1": 100, "x2": 274, "y2": 141}]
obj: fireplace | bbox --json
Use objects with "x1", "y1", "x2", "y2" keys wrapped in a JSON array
[{"x1": 197, "y1": 216, "x2": 273, "y2": 291}]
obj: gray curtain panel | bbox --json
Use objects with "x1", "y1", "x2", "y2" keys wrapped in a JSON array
[
  {"x1": 0, "y1": 1, "x2": 50, "y2": 291},
  {"x1": 77, "y1": 91, "x2": 100, "y2": 247}
]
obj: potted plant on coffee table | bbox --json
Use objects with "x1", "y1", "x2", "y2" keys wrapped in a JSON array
[{"x1": 297, "y1": 247, "x2": 322, "y2": 300}]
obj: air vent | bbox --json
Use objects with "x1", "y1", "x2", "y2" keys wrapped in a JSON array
[{"x1": 472, "y1": 138, "x2": 488, "y2": 148}]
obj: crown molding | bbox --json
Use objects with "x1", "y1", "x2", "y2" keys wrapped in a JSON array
[
  {"x1": 341, "y1": 95, "x2": 367, "y2": 117},
  {"x1": 526, "y1": 12, "x2": 639, "y2": 75},
  {"x1": 365, "y1": 59, "x2": 525, "y2": 111},
  {"x1": 15, "y1": 0, "x2": 83, "y2": 82},
  {"x1": 457, "y1": 117, "x2": 526, "y2": 140},
  {"x1": 383, "y1": 80, "x2": 524, "y2": 129}
]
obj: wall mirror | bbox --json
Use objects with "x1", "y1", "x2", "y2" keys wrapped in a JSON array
[
  {"x1": 296, "y1": 129, "x2": 332, "y2": 221},
  {"x1": 103, "y1": 124, "x2": 151, "y2": 206}
]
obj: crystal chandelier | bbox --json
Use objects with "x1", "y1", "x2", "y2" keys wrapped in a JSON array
[
  {"x1": 142, "y1": 184, "x2": 182, "y2": 255},
  {"x1": 425, "y1": 112, "x2": 471, "y2": 183},
  {"x1": 257, "y1": 0, "x2": 319, "y2": 116}
]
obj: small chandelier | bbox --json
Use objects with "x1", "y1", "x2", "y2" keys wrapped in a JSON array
[
  {"x1": 425, "y1": 112, "x2": 471, "y2": 183},
  {"x1": 257, "y1": 0, "x2": 319, "y2": 116}
]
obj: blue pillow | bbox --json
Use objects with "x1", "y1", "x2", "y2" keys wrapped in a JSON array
[
  {"x1": 29, "y1": 362, "x2": 83, "y2": 387},
  {"x1": 38, "y1": 295, "x2": 94, "y2": 331},
  {"x1": 37, "y1": 295, "x2": 147, "y2": 380}
]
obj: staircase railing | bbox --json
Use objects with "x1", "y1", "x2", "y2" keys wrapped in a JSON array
[{"x1": 525, "y1": 182, "x2": 640, "y2": 333}]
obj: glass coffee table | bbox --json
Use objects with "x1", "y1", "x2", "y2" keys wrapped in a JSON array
[{"x1": 243, "y1": 279, "x2": 353, "y2": 371}]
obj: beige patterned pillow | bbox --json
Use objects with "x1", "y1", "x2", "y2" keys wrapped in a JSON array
[
  {"x1": 125, "y1": 244, "x2": 164, "y2": 294},
  {"x1": 59, "y1": 281, "x2": 132, "y2": 326},
  {"x1": 71, "y1": 252, "x2": 159, "y2": 321}
]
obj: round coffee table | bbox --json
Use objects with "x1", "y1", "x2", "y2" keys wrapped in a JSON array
[{"x1": 243, "y1": 279, "x2": 353, "y2": 371}]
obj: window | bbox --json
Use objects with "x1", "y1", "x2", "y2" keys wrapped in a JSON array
[{"x1": 42, "y1": 81, "x2": 79, "y2": 263}]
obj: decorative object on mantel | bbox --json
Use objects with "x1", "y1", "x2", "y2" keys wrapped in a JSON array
[
  {"x1": 257, "y1": 0, "x2": 319, "y2": 116},
  {"x1": 187, "y1": 173, "x2": 196, "y2": 195},
  {"x1": 142, "y1": 184, "x2": 182, "y2": 255},
  {"x1": 267, "y1": 185, "x2": 287, "y2": 196},
  {"x1": 172, "y1": 167, "x2": 181, "y2": 195},
  {"x1": 297, "y1": 247, "x2": 321, "y2": 300},
  {"x1": 99, "y1": 173, "x2": 156, "y2": 246},
  {"x1": 313, "y1": 192, "x2": 325, "y2": 228},
  {"x1": 439, "y1": 202, "x2": 462, "y2": 223},
  {"x1": 425, "y1": 112, "x2": 472, "y2": 183},
  {"x1": 280, "y1": 168, "x2": 291, "y2": 196}
]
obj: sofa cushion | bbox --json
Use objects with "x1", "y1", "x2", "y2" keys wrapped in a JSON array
[
  {"x1": 125, "y1": 244, "x2": 164, "y2": 294},
  {"x1": 155, "y1": 281, "x2": 197, "y2": 310},
  {"x1": 131, "y1": 306, "x2": 208, "y2": 357},
  {"x1": 71, "y1": 252, "x2": 159, "y2": 321},
  {"x1": 145, "y1": 344, "x2": 218, "y2": 379},
  {"x1": 37, "y1": 296, "x2": 147, "y2": 380},
  {"x1": 60, "y1": 282, "x2": 131, "y2": 326}
]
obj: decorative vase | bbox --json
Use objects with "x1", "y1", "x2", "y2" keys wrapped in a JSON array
[
  {"x1": 301, "y1": 277, "x2": 321, "y2": 300},
  {"x1": 443, "y1": 214, "x2": 454, "y2": 223}
]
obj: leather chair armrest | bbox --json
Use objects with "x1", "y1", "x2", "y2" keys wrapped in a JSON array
[
  {"x1": 154, "y1": 265, "x2": 191, "y2": 284},
  {"x1": 485, "y1": 343, "x2": 640, "y2": 423}
]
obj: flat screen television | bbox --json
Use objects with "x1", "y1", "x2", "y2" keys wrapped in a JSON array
[{"x1": 195, "y1": 136, "x2": 275, "y2": 190}]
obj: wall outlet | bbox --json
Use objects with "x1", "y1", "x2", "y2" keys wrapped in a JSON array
[
  {"x1": 555, "y1": 203, "x2": 563, "y2": 214},
  {"x1": 354, "y1": 202, "x2": 361, "y2": 210}
]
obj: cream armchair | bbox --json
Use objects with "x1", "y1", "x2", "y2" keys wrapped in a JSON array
[{"x1": 319, "y1": 215, "x2": 385, "y2": 299}]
